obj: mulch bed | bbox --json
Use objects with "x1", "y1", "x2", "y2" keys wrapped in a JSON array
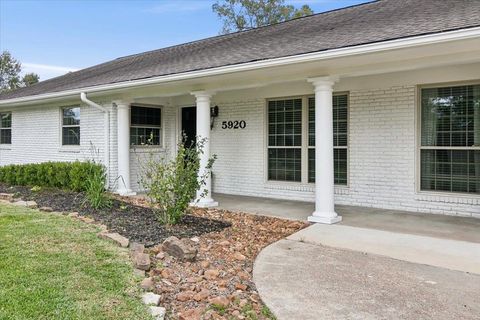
[{"x1": 0, "y1": 184, "x2": 230, "y2": 245}]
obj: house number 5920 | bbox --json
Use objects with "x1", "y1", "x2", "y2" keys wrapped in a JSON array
[{"x1": 221, "y1": 120, "x2": 246, "y2": 129}]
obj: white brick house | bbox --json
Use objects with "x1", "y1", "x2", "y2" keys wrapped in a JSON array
[{"x1": 1, "y1": 0, "x2": 479, "y2": 222}]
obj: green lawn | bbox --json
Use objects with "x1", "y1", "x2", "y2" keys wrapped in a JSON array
[{"x1": 0, "y1": 204, "x2": 152, "y2": 320}]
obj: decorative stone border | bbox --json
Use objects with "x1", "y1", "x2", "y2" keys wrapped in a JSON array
[{"x1": 0, "y1": 192, "x2": 166, "y2": 320}]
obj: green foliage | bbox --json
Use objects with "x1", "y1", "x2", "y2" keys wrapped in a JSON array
[
  {"x1": 83, "y1": 166, "x2": 111, "y2": 209},
  {"x1": 261, "y1": 305, "x2": 276, "y2": 319},
  {"x1": 140, "y1": 138, "x2": 216, "y2": 225},
  {"x1": 0, "y1": 161, "x2": 104, "y2": 192},
  {"x1": 210, "y1": 303, "x2": 227, "y2": 315},
  {"x1": 212, "y1": 0, "x2": 313, "y2": 34},
  {"x1": 30, "y1": 185, "x2": 42, "y2": 192},
  {"x1": 0, "y1": 51, "x2": 40, "y2": 92},
  {"x1": 0, "y1": 205, "x2": 152, "y2": 319}
]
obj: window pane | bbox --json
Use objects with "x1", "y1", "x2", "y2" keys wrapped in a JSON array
[
  {"x1": 63, "y1": 107, "x2": 80, "y2": 126},
  {"x1": 308, "y1": 148, "x2": 347, "y2": 185},
  {"x1": 309, "y1": 97, "x2": 315, "y2": 146},
  {"x1": 308, "y1": 149, "x2": 315, "y2": 183},
  {"x1": 309, "y1": 95, "x2": 348, "y2": 147},
  {"x1": 268, "y1": 99, "x2": 302, "y2": 147},
  {"x1": 130, "y1": 128, "x2": 160, "y2": 145},
  {"x1": 0, "y1": 129, "x2": 11, "y2": 144},
  {"x1": 62, "y1": 127, "x2": 80, "y2": 145},
  {"x1": 0, "y1": 113, "x2": 11, "y2": 128},
  {"x1": 131, "y1": 106, "x2": 161, "y2": 126},
  {"x1": 421, "y1": 149, "x2": 480, "y2": 194},
  {"x1": 268, "y1": 148, "x2": 301, "y2": 182},
  {"x1": 421, "y1": 85, "x2": 480, "y2": 147},
  {"x1": 309, "y1": 94, "x2": 349, "y2": 185}
]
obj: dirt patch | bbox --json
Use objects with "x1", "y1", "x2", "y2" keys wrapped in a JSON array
[{"x1": 0, "y1": 184, "x2": 230, "y2": 246}]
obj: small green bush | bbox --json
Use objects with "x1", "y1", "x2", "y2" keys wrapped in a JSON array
[
  {"x1": 0, "y1": 161, "x2": 104, "y2": 192},
  {"x1": 83, "y1": 166, "x2": 111, "y2": 209},
  {"x1": 140, "y1": 138, "x2": 216, "y2": 225}
]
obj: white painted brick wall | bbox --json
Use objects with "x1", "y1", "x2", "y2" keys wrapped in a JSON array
[
  {"x1": 208, "y1": 86, "x2": 480, "y2": 217},
  {"x1": 1, "y1": 102, "x2": 110, "y2": 168}
]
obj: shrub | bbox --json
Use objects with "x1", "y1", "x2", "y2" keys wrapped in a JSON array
[
  {"x1": 140, "y1": 138, "x2": 216, "y2": 225},
  {"x1": 0, "y1": 161, "x2": 104, "y2": 192},
  {"x1": 83, "y1": 165, "x2": 111, "y2": 209}
]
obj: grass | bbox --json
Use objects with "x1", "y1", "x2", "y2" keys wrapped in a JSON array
[{"x1": 0, "y1": 204, "x2": 152, "y2": 320}]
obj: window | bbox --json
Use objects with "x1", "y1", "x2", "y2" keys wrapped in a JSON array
[
  {"x1": 130, "y1": 106, "x2": 162, "y2": 146},
  {"x1": 308, "y1": 95, "x2": 349, "y2": 185},
  {"x1": 420, "y1": 84, "x2": 480, "y2": 194},
  {"x1": 62, "y1": 107, "x2": 80, "y2": 145},
  {"x1": 0, "y1": 112, "x2": 12, "y2": 144},
  {"x1": 267, "y1": 94, "x2": 348, "y2": 184},
  {"x1": 267, "y1": 99, "x2": 302, "y2": 182}
]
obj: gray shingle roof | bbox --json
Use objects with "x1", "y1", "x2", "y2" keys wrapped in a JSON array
[{"x1": 2, "y1": 0, "x2": 480, "y2": 101}]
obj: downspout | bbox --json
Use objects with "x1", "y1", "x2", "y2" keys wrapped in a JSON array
[{"x1": 80, "y1": 92, "x2": 110, "y2": 189}]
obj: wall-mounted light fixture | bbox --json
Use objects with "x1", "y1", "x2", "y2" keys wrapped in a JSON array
[{"x1": 210, "y1": 105, "x2": 219, "y2": 129}]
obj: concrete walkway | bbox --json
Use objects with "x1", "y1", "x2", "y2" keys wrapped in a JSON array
[
  {"x1": 215, "y1": 193, "x2": 480, "y2": 243},
  {"x1": 254, "y1": 238, "x2": 480, "y2": 320}
]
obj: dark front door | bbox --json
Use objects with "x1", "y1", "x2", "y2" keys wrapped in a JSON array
[{"x1": 181, "y1": 106, "x2": 196, "y2": 148}]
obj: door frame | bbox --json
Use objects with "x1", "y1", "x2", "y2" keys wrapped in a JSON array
[{"x1": 176, "y1": 105, "x2": 197, "y2": 153}]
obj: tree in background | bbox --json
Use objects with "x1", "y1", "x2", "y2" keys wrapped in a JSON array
[
  {"x1": 0, "y1": 51, "x2": 40, "y2": 92},
  {"x1": 212, "y1": 0, "x2": 313, "y2": 34}
]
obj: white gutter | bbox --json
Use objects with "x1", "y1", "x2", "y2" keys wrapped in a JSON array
[
  {"x1": 80, "y1": 92, "x2": 110, "y2": 188},
  {"x1": 2, "y1": 26, "x2": 480, "y2": 107}
]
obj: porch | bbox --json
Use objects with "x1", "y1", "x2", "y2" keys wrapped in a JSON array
[{"x1": 215, "y1": 193, "x2": 480, "y2": 243}]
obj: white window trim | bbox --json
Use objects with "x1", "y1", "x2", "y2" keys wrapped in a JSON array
[
  {"x1": 264, "y1": 92, "x2": 350, "y2": 187},
  {"x1": 129, "y1": 103, "x2": 164, "y2": 148},
  {"x1": 415, "y1": 80, "x2": 480, "y2": 198},
  {"x1": 60, "y1": 106, "x2": 81, "y2": 147},
  {"x1": 0, "y1": 111, "x2": 12, "y2": 145}
]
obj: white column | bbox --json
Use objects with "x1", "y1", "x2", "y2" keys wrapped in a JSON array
[
  {"x1": 191, "y1": 91, "x2": 218, "y2": 207},
  {"x1": 115, "y1": 100, "x2": 134, "y2": 196},
  {"x1": 307, "y1": 77, "x2": 342, "y2": 224}
]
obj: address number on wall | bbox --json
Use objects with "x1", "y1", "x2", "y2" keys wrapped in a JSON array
[{"x1": 221, "y1": 120, "x2": 246, "y2": 129}]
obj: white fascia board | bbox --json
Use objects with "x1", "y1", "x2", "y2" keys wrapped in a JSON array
[{"x1": 1, "y1": 26, "x2": 480, "y2": 107}]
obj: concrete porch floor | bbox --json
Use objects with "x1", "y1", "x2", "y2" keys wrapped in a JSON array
[{"x1": 214, "y1": 193, "x2": 480, "y2": 244}]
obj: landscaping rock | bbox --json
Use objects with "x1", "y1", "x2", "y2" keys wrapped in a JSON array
[
  {"x1": 0, "y1": 193, "x2": 14, "y2": 202},
  {"x1": 142, "y1": 292, "x2": 161, "y2": 306},
  {"x1": 162, "y1": 236, "x2": 197, "y2": 262},
  {"x1": 135, "y1": 253, "x2": 151, "y2": 271},
  {"x1": 233, "y1": 252, "x2": 246, "y2": 261},
  {"x1": 204, "y1": 269, "x2": 220, "y2": 280},
  {"x1": 39, "y1": 206, "x2": 53, "y2": 212},
  {"x1": 26, "y1": 201, "x2": 38, "y2": 209},
  {"x1": 193, "y1": 289, "x2": 210, "y2": 302},
  {"x1": 141, "y1": 277, "x2": 155, "y2": 290},
  {"x1": 209, "y1": 296, "x2": 230, "y2": 308},
  {"x1": 156, "y1": 252, "x2": 166, "y2": 259},
  {"x1": 13, "y1": 200, "x2": 28, "y2": 207},
  {"x1": 130, "y1": 242, "x2": 145, "y2": 256},
  {"x1": 98, "y1": 232, "x2": 129, "y2": 248},
  {"x1": 80, "y1": 217, "x2": 94, "y2": 224},
  {"x1": 134, "y1": 268, "x2": 146, "y2": 277},
  {"x1": 149, "y1": 306, "x2": 166, "y2": 320},
  {"x1": 176, "y1": 290, "x2": 195, "y2": 302}
]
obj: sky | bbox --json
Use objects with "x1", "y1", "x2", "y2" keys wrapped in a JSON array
[{"x1": 0, "y1": 0, "x2": 370, "y2": 80}]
